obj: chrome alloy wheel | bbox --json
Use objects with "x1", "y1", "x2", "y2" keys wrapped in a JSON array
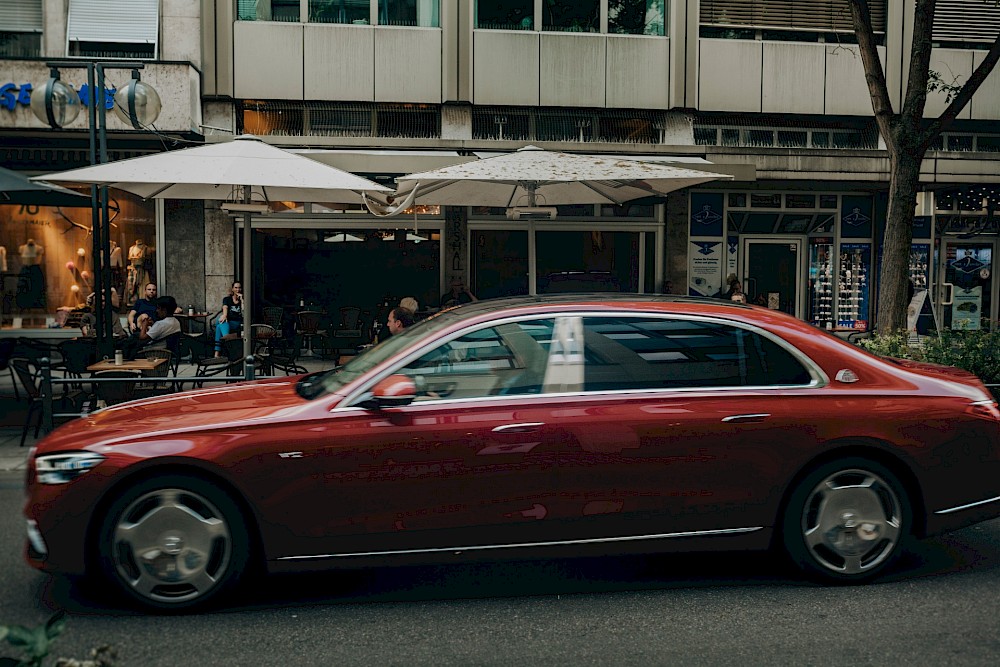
[
  {"x1": 112, "y1": 488, "x2": 233, "y2": 604},
  {"x1": 800, "y1": 468, "x2": 903, "y2": 576}
]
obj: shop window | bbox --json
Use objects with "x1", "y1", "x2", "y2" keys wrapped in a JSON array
[
  {"x1": 543, "y1": 0, "x2": 599, "y2": 33},
  {"x1": 0, "y1": 189, "x2": 156, "y2": 328},
  {"x1": 728, "y1": 193, "x2": 747, "y2": 208},
  {"x1": 476, "y1": 0, "x2": 533, "y2": 29},
  {"x1": 819, "y1": 194, "x2": 838, "y2": 209},
  {"x1": 609, "y1": 0, "x2": 666, "y2": 36},
  {"x1": 750, "y1": 193, "x2": 782, "y2": 208},
  {"x1": 699, "y1": 0, "x2": 887, "y2": 37},
  {"x1": 785, "y1": 194, "x2": 816, "y2": 209},
  {"x1": 536, "y1": 230, "x2": 640, "y2": 293},
  {"x1": 472, "y1": 230, "x2": 529, "y2": 299}
]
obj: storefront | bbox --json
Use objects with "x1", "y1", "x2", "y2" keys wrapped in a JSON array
[
  {"x1": 468, "y1": 202, "x2": 663, "y2": 298},
  {"x1": 0, "y1": 191, "x2": 160, "y2": 333}
]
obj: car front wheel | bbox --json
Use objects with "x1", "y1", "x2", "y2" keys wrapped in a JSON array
[
  {"x1": 96, "y1": 474, "x2": 249, "y2": 611},
  {"x1": 782, "y1": 458, "x2": 910, "y2": 583}
]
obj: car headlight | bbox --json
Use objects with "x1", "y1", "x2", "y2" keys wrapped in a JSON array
[{"x1": 35, "y1": 452, "x2": 106, "y2": 485}]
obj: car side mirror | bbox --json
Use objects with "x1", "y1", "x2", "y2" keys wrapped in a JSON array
[{"x1": 366, "y1": 374, "x2": 417, "y2": 410}]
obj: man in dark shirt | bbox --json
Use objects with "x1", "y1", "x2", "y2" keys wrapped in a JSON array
[
  {"x1": 127, "y1": 283, "x2": 159, "y2": 333},
  {"x1": 440, "y1": 278, "x2": 478, "y2": 308}
]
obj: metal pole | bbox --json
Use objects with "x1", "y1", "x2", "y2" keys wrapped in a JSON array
[
  {"x1": 86, "y1": 64, "x2": 108, "y2": 357},
  {"x1": 243, "y1": 187, "x2": 253, "y2": 360},
  {"x1": 96, "y1": 64, "x2": 114, "y2": 359},
  {"x1": 40, "y1": 357, "x2": 54, "y2": 434}
]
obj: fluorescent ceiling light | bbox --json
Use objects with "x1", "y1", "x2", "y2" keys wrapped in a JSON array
[{"x1": 324, "y1": 233, "x2": 363, "y2": 243}]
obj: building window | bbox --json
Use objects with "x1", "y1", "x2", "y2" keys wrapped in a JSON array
[
  {"x1": 609, "y1": 0, "x2": 666, "y2": 36},
  {"x1": 238, "y1": 101, "x2": 440, "y2": 138},
  {"x1": 473, "y1": 106, "x2": 665, "y2": 144},
  {"x1": 0, "y1": 0, "x2": 41, "y2": 57},
  {"x1": 67, "y1": 0, "x2": 158, "y2": 59},
  {"x1": 543, "y1": 0, "x2": 599, "y2": 33},
  {"x1": 700, "y1": 0, "x2": 886, "y2": 42},
  {"x1": 239, "y1": 0, "x2": 439, "y2": 25},
  {"x1": 476, "y1": 0, "x2": 534, "y2": 30},
  {"x1": 933, "y1": 0, "x2": 1000, "y2": 47}
]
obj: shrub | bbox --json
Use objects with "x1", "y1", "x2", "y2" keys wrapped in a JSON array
[{"x1": 855, "y1": 327, "x2": 1000, "y2": 385}]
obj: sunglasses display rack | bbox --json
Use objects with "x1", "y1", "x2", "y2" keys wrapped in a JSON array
[
  {"x1": 837, "y1": 245, "x2": 870, "y2": 329},
  {"x1": 809, "y1": 242, "x2": 834, "y2": 330}
]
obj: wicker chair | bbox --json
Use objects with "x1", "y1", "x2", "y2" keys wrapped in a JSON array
[
  {"x1": 296, "y1": 310, "x2": 327, "y2": 358},
  {"x1": 93, "y1": 369, "x2": 141, "y2": 407}
]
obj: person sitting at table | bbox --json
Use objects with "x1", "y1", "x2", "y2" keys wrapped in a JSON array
[
  {"x1": 399, "y1": 296, "x2": 418, "y2": 315},
  {"x1": 81, "y1": 288, "x2": 126, "y2": 338},
  {"x1": 214, "y1": 281, "x2": 244, "y2": 357},
  {"x1": 127, "y1": 282, "x2": 159, "y2": 333},
  {"x1": 123, "y1": 296, "x2": 181, "y2": 359},
  {"x1": 440, "y1": 277, "x2": 477, "y2": 308}
]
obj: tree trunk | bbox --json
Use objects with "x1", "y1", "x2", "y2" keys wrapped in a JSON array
[{"x1": 876, "y1": 149, "x2": 922, "y2": 333}]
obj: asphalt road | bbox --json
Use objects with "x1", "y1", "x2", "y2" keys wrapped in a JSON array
[{"x1": 3, "y1": 473, "x2": 1000, "y2": 666}]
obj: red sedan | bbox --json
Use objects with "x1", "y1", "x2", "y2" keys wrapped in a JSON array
[{"x1": 23, "y1": 296, "x2": 1000, "y2": 611}]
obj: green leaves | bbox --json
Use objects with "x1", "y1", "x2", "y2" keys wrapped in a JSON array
[
  {"x1": 857, "y1": 327, "x2": 1000, "y2": 384},
  {"x1": 0, "y1": 611, "x2": 66, "y2": 667}
]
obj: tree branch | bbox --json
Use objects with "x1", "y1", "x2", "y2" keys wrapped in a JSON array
[{"x1": 922, "y1": 34, "x2": 1000, "y2": 150}]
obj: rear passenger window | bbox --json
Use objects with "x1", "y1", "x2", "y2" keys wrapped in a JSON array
[{"x1": 580, "y1": 317, "x2": 812, "y2": 391}]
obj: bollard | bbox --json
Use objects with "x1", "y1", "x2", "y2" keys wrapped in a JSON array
[
  {"x1": 244, "y1": 355, "x2": 256, "y2": 381},
  {"x1": 40, "y1": 357, "x2": 54, "y2": 434}
]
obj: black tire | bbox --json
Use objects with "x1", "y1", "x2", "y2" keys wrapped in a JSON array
[
  {"x1": 781, "y1": 457, "x2": 911, "y2": 584},
  {"x1": 95, "y1": 474, "x2": 250, "y2": 611}
]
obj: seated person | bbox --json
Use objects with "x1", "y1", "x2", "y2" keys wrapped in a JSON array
[
  {"x1": 440, "y1": 278, "x2": 477, "y2": 308},
  {"x1": 127, "y1": 282, "x2": 160, "y2": 334},
  {"x1": 81, "y1": 288, "x2": 126, "y2": 338},
  {"x1": 123, "y1": 296, "x2": 181, "y2": 360}
]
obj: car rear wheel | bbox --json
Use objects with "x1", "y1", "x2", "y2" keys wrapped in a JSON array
[
  {"x1": 96, "y1": 475, "x2": 249, "y2": 611},
  {"x1": 782, "y1": 458, "x2": 910, "y2": 583}
]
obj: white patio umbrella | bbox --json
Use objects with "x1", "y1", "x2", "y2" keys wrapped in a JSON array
[
  {"x1": 384, "y1": 145, "x2": 733, "y2": 207},
  {"x1": 37, "y1": 134, "x2": 391, "y2": 358}
]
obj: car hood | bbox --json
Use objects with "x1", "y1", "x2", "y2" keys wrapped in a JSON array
[{"x1": 38, "y1": 377, "x2": 322, "y2": 452}]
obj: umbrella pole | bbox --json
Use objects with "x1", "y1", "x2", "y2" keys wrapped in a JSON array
[{"x1": 242, "y1": 193, "x2": 253, "y2": 361}]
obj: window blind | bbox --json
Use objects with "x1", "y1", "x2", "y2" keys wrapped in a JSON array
[
  {"x1": 700, "y1": 0, "x2": 887, "y2": 34},
  {"x1": 67, "y1": 0, "x2": 159, "y2": 45},
  {"x1": 0, "y1": 0, "x2": 42, "y2": 32},
  {"x1": 933, "y1": 0, "x2": 1000, "y2": 43}
]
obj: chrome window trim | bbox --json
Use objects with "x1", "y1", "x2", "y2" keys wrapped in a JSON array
[
  {"x1": 336, "y1": 310, "x2": 827, "y2": 411},
  {"x1": 276, "y1": 526, "x2": 764, "y2": 561}
]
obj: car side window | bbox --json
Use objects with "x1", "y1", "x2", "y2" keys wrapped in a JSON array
[
  {"x1": 579, "y1": 316, "x2": 812, "y2": 391},
  {"x1": 397, "y1": 319, "x2": 555, "y2": 400}
]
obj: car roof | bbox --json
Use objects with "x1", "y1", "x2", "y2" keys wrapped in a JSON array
[{"x1": 444, "y1": 293, "x2": 752, "y2": 317}]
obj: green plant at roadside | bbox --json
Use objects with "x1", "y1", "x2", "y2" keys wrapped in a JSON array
[
  {"x1": 0, "y1": 613, "x2": 116, "y2": 667},
  {"x1": 0, "y1": 612, "x2": 66, "y2": 667},
  {"x1": 855, "y1": 325, "x2": 1000, "y2": 385}
]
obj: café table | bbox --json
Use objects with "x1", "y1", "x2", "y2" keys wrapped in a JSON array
[{"x1": 87, "y1": 358, "x2": 167, "y2": 375}]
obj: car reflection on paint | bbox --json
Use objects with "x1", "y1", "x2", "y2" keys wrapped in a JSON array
[{"x1": 23, "y1": 295, "x2": 1000, "y2": 611}]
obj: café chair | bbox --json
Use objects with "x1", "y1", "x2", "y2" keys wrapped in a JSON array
[
  {"x1": 58, "y1": 338, "x2": 98, "y2": 392},
  {"x1": 296, "y1": 310, "x2": 327, "y2": 358},
  {"x1": 93, "y1": 369, "x2": 141, "y2": 407},
  {"x1": 0, "y1": 338, "x2": 20, "y2": 401},
  {"x1": 192, "y1": 336, "x2": 245, "y2": 388},
  {"x1": 136, "y1": 349, "x2": 177, "y2": 396},
  {"x1": 11, "y1": 357, "x2": 84, "y2": 446}
]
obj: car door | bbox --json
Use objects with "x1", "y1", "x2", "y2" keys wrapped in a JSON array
[
  {"x1": 550, "y1": 314, "x2": 822, "y2": 540},
  {"x1": 270, "y1": 317, "x2": 573, "y2": 559}
]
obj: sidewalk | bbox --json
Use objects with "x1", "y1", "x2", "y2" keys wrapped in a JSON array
[{"x1": 0, "y1": 354, "x2": 338, "y2": 474}]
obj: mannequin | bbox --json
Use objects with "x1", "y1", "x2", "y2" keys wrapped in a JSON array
[
  {"x1": 16, "y1": 238, "x2": 46, "y2": 311},
  {"x1": 109, "y1": 240, "x2": 124, "y2": 307},
  {"x1": 0, "y1": 245, "x2": 7, "y2": 273},
  {"x1": 125, "y1": 238, "x2": 154, "y2": 304}
]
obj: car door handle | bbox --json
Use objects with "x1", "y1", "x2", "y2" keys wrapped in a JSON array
[
  {"x1": 721, "y1": 413, "x2": 771, "y2": 424},
  {"x1": 492, "y1": 422, "x2": 545, "y2": 434}
]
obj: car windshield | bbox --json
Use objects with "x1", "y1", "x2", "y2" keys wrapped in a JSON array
[{"x1": 297, "y1": 309, "x2": 467, "y2": 399}]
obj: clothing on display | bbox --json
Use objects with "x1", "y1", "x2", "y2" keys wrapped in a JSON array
[
  {"x1": 16, "y1": 239, "x2": 45, "y2": 310},
  {"x1": 125, "y1": 239, "x2": 154, "y2": 304}
]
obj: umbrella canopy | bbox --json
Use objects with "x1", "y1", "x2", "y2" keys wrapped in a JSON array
[
  {"x1": 0, "y1": 166, "x2": 91, "y2": 207},
  {"x1": 34, "y1": 134, "x2": 391, "y2": 203},
  {"x1": 36, "y1": 135, "x2": 391, "y2": 359},
  {"x1": 391, "y1": 145, "x2": 733, "y2": 207}
]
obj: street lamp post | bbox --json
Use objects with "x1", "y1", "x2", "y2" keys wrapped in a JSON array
[{"x1": 31, "y1": 62, "x2": 161, "y2": 359}]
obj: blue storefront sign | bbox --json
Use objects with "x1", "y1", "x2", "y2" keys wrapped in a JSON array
[{"x1": 0, "y1": 82, "x2": 116, "y2": 112}]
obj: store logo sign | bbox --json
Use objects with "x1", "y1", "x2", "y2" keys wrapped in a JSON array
[
  {"x1": 694, "y1": 241, "x2": 720, "y2": 255},
  {"x1": 693, "y1": 204, "x2": 722, "y2": 226},
  {"x1": 0, "y1": 82, "x2": 116, "y2": 112},
  {"x1": 951, "y1": 252, "x2": 986, "y2": 274},
  {"x1": 842, "y1": 207, "x2": 871, "y2": 227}
]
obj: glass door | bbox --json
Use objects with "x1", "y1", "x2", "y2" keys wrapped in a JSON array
[
  {"x1": 741, "y1": 237, "x2": 806, "y2": 318},
  {"x1": 938, "y1": 239, "x2": 995, "y2": 330}
]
